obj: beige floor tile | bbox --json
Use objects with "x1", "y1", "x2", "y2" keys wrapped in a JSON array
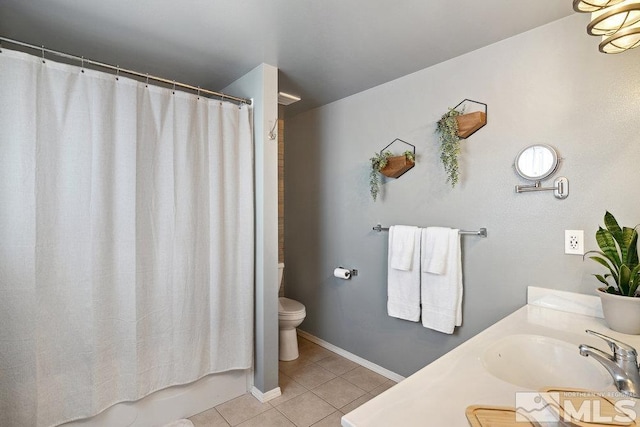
[
  {"x1": 288, "y1": 363, "x2": 336, "y2": 389},
  {"x1": 369, "y1": 379, "x2": 396, "y2": 396},
  {"x1": 236, "y1": 408, "x2": 295, "y2": 427},
  {"x1": 275, "y1": 391, "x2": 335, "y2": 427},
  {"x1": 340, "y1": 366, "x2": 388, "y2": 392},
  {"x1": 270, "y1": 372, "x2": 308, "y2": 406},
  {"x1": 315, "y1": 354, "x2": 359, "y2": 376},
  {"x1": 215, "y1": 393, "x2": 272, "y2": 426},
  {"x1": 279, "y1": 356, "x2": 315, "y2": 376},
  {"x1": 311, "y1": 377, "x2": 367, "y2": 409},
  {"x1": 190, "y1": 407, "x2": 230, "y2": 427},
  {"x1": 297, "y1": 336, "x2": 316, "y2": 350},
  {"x1": 297, "y1": 338, "x2": 334, "y2": 362},
  {"x1": 339, "y1": 394, "x2": 375, "y2": 415},
  {"x1": 310, "y1": 411, "x2": 344, "y2": 427}
]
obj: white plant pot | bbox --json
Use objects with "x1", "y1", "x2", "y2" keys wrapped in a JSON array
[{"x1": 597, "y1": 288, "x2": 640, "y2": 335}]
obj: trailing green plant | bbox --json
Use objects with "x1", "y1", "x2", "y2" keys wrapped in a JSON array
[
  {"x1": 402, "y1": 150, "x2": 415, "y2": 162},
  {"x1": 369, "y1": 150, "x2": 415, "y2": 201},
  {"x1": 436, "y1": 108, "x2": 462, "y2": 187},
  {"x1": 586, "y1": 211, "x2": 640, "y2": 297}
]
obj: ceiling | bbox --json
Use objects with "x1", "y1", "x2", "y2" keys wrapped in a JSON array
[{"x1": 0, "y1": 1, "x2": 575, "y2": 116}]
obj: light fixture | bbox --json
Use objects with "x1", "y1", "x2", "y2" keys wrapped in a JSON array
[
  {"x1": 574, "y1": 0, "x2": 640, "y2": 53},
  {"x1": 599, "y1": 23, "x2": 640, "y2": 52},
  {"x1": 277, "y1": 92, "x2": 301, "y2": 106},
  {"x1": 573, "y1": 0, "x2": 624, "y2": 12},
  {"x1": 587, "y1": 0, "x2": 640, "y2": 35}
]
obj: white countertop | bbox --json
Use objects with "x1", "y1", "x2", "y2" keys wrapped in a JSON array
[{"x1": 341, "y1": 287, "x2": 640, "y2": 427}]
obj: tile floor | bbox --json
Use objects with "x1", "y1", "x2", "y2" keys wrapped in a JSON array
[{"x1": 189, "y1": 336, "x2": 397, "y2": 427}]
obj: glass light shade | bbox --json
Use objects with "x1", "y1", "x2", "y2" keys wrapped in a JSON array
[
  {"x1": 573, "y1": 0, "x2": 624, "y2": 12},
  {"x1": 588, "y1": 0, "x2": 640, "y2": 35},
  {"x1": 599, "y1": 24, "x2": 640, "y2": 52}
]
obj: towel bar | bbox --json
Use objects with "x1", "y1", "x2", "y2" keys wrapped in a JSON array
[{"x1": 372, "y1": 224, "x2": 487, "y2": 237}]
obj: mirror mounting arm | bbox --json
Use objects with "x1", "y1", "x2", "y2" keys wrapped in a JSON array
[
  {"x1": 515, "y1": 180, "x2": 546, "y2": 192},
  {"x1": 515, "y1": 177, "x2": 569, "y2": 199}
]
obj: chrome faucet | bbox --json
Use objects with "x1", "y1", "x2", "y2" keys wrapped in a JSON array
[{"x1": 579, "y1": 329, "x2": 640, "y2": 398}]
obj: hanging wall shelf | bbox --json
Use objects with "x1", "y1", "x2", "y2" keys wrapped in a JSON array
[
  {"x1": 453, "y1": 99, "x2": 488, "y2": 139},
  {"x1": 378, "y1": 139, "x2": 416, "y2": 178},
  {"x1": 369, "y1": 138, "x2": 416, "y2": 201},
  {"x1": 436, "y1": 99, "x2": 488, "y2": 187}
]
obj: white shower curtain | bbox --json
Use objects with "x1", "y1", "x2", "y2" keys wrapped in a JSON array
[{"x1": 0, "y1": 48, "x2": 254, "y2": 427}]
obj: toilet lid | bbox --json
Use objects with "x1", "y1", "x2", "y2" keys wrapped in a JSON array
[{"x1": 279, "y1": 297, "x2": 305, "y2": 315}]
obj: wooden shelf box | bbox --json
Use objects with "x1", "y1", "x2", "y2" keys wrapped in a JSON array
[
  {"x1": 456, "y1": 111, "x2": 487, "y2": 139},
  {"x1": 380, "y1": 156, "x2": 415, "y2": 178}
]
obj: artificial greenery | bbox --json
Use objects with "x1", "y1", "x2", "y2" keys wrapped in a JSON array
[
  {"x1": 587, "y1": 211, "x2": 640, "y2": 297},
  {"x1": 369, "y1": 150, "x2": 415, "y2": 201},
  {"x1": 436, "y1": 108, "x2": 463, "y2": 187}
]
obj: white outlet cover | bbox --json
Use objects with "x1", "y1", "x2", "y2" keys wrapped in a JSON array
[{"x1": 565, "y1": 230, "x2": 584, "y2": 255}]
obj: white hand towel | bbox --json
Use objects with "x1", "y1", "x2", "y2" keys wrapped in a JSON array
[
  {"x1": 421, "y1": 228, "x2": 463, "y2": 334},
  {"x1": 389, "y1": 225, "x2": 416, "y2": 271},
  {"x1": 387, "y1": 226, "x2": 421, "y2": 321},
  {"x1": 422, "y1": 227, "x2": 450, "y2": 275}
]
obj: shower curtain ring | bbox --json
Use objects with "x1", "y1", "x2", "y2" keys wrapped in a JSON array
[
  {"x1": 41, "y1": 45, "x2": 46, "y2": 63},
  {"x1": 145, "y1": 73, "x2": 149, "y2": 88},
  {"x1": 81, "y1": 56, "x2": 85, "y2": 73},
  {"x1": 172, "y1": 80, "x2": 176, "y2": 94},
  {"x1": 220, "y1": 93, "x2": 225, "y2": 105},
  {"x1": 115, "y1": 66, "x2": 120, "y2": 81},
  {"x1": 268, "y1": 120, "x2": 277, "y2": 140},
  {"x1": 197, "y1": 86, "x2": 201, "y2": 99}
]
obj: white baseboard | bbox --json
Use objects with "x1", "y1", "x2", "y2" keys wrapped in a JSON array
[
  {"x1": 250, "y1": 386, "x2": 282, "y2": 403},
  {"x1": 297, "y1": 330, "x2": 405, "y2": 383}
]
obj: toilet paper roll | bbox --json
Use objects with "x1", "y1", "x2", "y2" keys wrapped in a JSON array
[{"x1": 334, "y1": 268, "x2": 351, "y2": 279}]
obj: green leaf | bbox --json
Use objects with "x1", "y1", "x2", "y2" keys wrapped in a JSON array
[
  {"x1": 596, "y1": 227, "x2": 621, "y2": 271},
  {"x1": 594, "y1": 274, "x2": 610, "y2": 286},
  {"x1": 628, "y1": 264, "x2": 640, "y2": 296},
  {"x1": 624, "y1": 228, "x2": 639, "y2": 266},
  {"x1": 620, "y1": 264, "x2": 632, "y2": 295},
  {"x1": 589, "y1": 256, "x2": 619, "y2": 284},
  {"x1": 604, "y1": 211, "x2": 622, "y2": 240}
]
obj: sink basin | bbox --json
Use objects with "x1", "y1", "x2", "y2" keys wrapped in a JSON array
[{"x1": 482, "y1": 334, "x2": 612, "y2": 390}]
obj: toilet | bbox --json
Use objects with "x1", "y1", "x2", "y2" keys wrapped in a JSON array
[{"x1": 278, "y1": 263, "x2": 306, "y2": 361}]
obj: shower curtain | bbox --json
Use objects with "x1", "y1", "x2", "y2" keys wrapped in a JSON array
[{"x1": 0, "y1": 48, "x2": 254, "y2": 427}]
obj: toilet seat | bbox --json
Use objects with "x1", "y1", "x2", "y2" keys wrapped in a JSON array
[{"x1": 278, "y1": 297, "x2": 306, "y2": 318}]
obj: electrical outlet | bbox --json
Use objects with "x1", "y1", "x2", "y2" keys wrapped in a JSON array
[{"x1": 565, "y1": 230, "x2": 584, "y2": 255}]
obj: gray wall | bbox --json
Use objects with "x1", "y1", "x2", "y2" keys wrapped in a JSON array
[
  {"x1": 284, "y1": 14, "x2": 640, "y2": 378},
  {"x1": 223, "y1": 64, "x2": 280, "y2": 394}
]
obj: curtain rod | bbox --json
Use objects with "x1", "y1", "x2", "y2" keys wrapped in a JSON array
[{"x1": 0, "y1": 36, "x2": 252, "y2": 106}]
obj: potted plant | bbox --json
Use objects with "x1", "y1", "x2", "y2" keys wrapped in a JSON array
[
  {"x1": 435, "y1": 105, "x2": 487, "y2": 187},
  {"x1": 586, "y1": 211, "x2": 640, "y2": 334},
  {"x1": 369, "y1": 150, "x2": 415, "y2": 201},
  {"x1": 436, "y1": 109, "x2": 463, "y2": 187}
]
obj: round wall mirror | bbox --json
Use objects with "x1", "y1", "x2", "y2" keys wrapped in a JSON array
[{"x1": 514, "y1": 144, "x2": 559, "y2": 181}]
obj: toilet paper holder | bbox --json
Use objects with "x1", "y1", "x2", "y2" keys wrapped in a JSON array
[{"x1": 334, "y1": 267, "x2": 358, "y2": 279}]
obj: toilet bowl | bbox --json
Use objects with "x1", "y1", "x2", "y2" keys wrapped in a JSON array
[{"x1": 277, "y1": 263, "x2": 306, "y2": 361}]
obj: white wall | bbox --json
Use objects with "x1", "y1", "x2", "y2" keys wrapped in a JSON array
[
  {"x1": 285, "y1": 14, "x2": 640, "y2": 377},
  {"x1": 223, "y1": 64, "x2": 280, "y2": 395}
]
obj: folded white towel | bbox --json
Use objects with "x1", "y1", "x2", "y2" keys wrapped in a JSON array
[
  {"x1": 389, "y1": 225, "x2": 417, "y2": 271},
  {"x1": 421, "y1": 228, "x2": 463, "y2": 334},
  {"x1": 387, "y1": 226, "x2": 421, "y2": 321},
  {"x1": 422, "y1": 227, "x2": 450, "y2": 275}
]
